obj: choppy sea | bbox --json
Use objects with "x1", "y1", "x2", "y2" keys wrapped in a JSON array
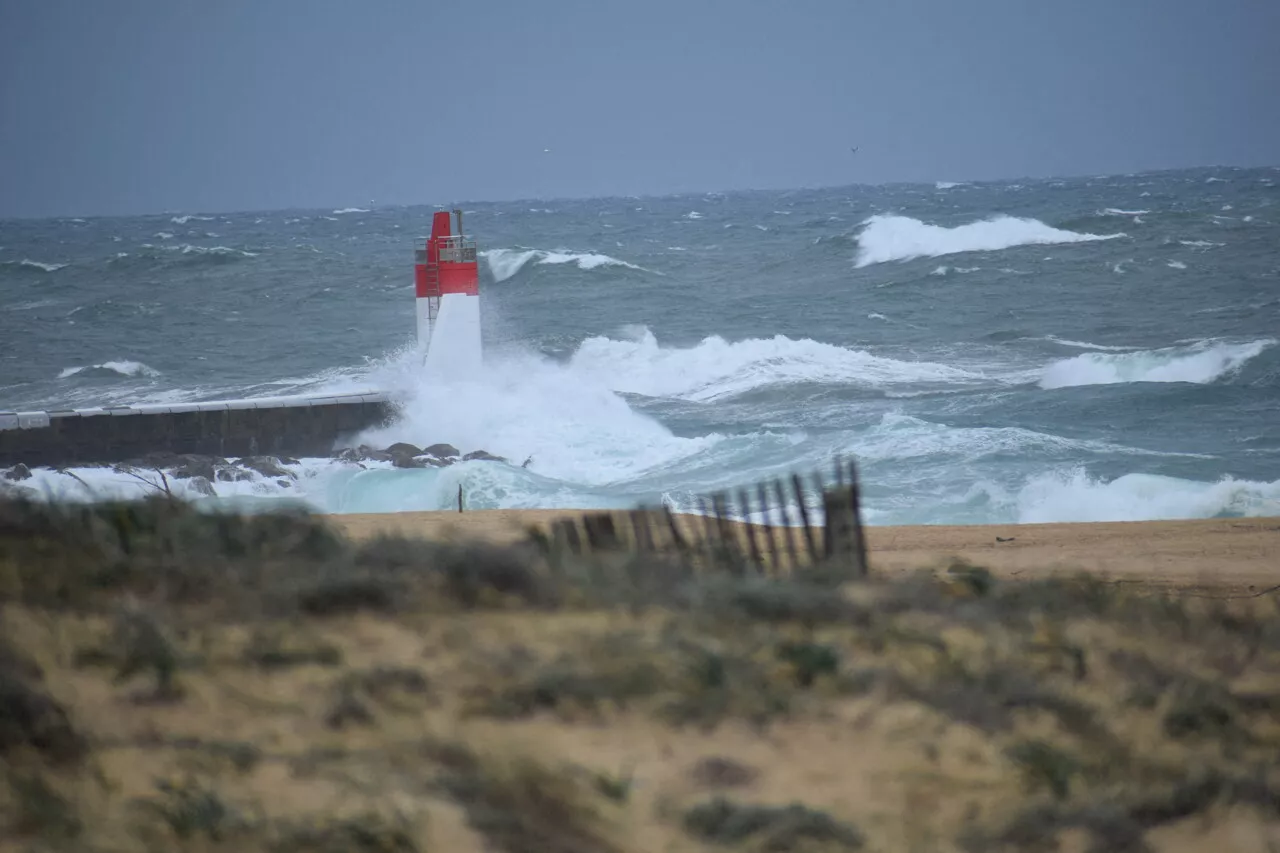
[{"x1": 3, "y1": 165, "x2": 1279, "y2": 524}]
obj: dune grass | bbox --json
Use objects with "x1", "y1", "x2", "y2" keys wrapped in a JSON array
[{"x1": 2, "y1": 495, "x2": 1279, "y2": 852}]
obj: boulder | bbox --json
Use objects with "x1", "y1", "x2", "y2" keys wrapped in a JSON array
[
  {"x1": 414, "y1": 455, "x2": 452, "y2": 468},
  {"x1": 186, "y1": 476, "x2": 216, "y2": 497},
  {"x1": 391, "y1": 455, "x2": 427, "y2": 469},
  {"x1": 356, "y1": 445, "x2": 392, "y2": 463},
  {"x1": 423, "y1": 443, "x2": 460, "y2": 459},
  {"x1": 238, "y1": 456, "x2": 294, "y2": 480},
  {"x1": 3, "y1": 463, "x2": 32, "y2": 482},
  {"x1": 215, "y1": 466, "x2": 254, "y2": 483},
  {"x1": 384, "y1": 442, "x2": 423, "y2": 458},
  {"x1": 463, "y1": 450, "x2": 507, "y2": 463},
  {"x1": 169, "y1": 455, "x2": 220, "y2": 481}
]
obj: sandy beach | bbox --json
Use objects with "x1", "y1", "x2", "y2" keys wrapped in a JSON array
[{"x1": 330, "y1": 510, "x2": 1280, "y2": 595}]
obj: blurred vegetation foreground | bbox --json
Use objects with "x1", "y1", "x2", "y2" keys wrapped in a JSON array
[{"x1": 2, "y1": 496, "x2": 1279, "y2": 852}]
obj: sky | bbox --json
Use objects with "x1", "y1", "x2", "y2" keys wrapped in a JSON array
[{"x1": 1, "y1": 0, "x2": 1277, "y2": 218}]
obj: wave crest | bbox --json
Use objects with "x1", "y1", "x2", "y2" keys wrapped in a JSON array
[
  {"x1": 1039, "y1": 339, "x2": 1275, "y2": 389},
  {"x1": 568, "y1": 327, "x2": 987, "y2": 402},
  {"x1": 1016, "y1": 467, "x2": 1280, "y2": 523},
  {"x1": 481, "y1": 248, "x2": 650, "y2": 282},
  {"x1": 58, "y1": 360, "x2": 161, "y2": 380},
  {"x1": 854, "y1": 214, "x2": 1125, "y2": 268},
  {"x1": 7, "y1": 259, "x2": 68, "y2": 273}
]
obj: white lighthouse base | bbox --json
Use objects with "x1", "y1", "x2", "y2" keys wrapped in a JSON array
[{"x1": 423, "y1": 293, "x2": 483, "y2": 380}]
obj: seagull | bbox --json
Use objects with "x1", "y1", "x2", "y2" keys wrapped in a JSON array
[
  {"x1": 543, "y1": 148, "x2": 551, "y2": 153},
  {"x1": 850, "y1": 146, "x2": 860, "y2": 154}
]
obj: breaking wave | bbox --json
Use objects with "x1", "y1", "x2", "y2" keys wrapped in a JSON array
[
  {"x1": 481, "y1": 248, "x2": 650, "y2": 282},
  {"x1": 57, "y1": 361, "x2": 161, "y2": 380},
  {"x1": 566, "y1": 327, "x2": 989, "y2": 402},
  {"x1": 854, "y1": 214, "x2": 1126, "y2": 267},
  {"x1": 1015, "y1": 467, "x2": 1280, "y2": 523},
  {"x1": 1039, "y1": 339, "x2": 1275, "y2": 389}
]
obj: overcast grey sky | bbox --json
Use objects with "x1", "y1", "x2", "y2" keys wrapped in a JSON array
[{"x1": 1, "y1": 0, "x2": 1276, "y2": 218}]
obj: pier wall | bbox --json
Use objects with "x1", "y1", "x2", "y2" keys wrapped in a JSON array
[{"x1": 0, "y1": 393, "x2": 396, "y2": 468}]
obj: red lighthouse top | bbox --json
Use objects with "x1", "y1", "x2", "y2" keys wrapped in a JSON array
[{"x1": 415, "y1": 209, "x2": 478, "y2": 299}]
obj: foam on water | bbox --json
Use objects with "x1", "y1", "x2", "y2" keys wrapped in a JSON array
[
  {"x1": 353, "y1": 347, "x2": 725, "y2": 487},
  {"x1": 1038, "y1": 339, "x2": 1274, "y2": 389},
  {"x1": 854, "y1": 214, "x2": 1125, "y2": 267}
]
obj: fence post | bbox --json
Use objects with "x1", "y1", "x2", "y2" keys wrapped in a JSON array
[
  {"x1": 663, "y1": 503, "x2": 688, "y2": 553},
  {"x1": 848, "y1": 459, "x2": 869, "y2": 577},
  {"x1": 712, "y1": 492, "x2": 742, "y2": 574},
  {"x1": 773, "y1": 478, "x2": 799, "y2": 573},
  {"x1": 821, "y1": 487, "x2": 858, "y2": 567},
  {"x1": 739, "y1": 487, "x2": 763, "y2": 572},
  {"x1": 552, "y1": 518, "x2": 583, "y2": 555},
  {"x1": 756, "y1": 480, "x2": 778, "y2": 575},
  {"x1": 582, "y1": 512, "x2": 622, "y2": 551},
  {"x1": 630, "y1": 508, "x2": 655, "y2": 552},
  {"x1": 791, "y1": 473, "x2": 819, "y2": 565}
]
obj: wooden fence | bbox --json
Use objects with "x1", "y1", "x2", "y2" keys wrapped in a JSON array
[{"x1": 539, "y1": 457, "x2": 869, "y2": 577}]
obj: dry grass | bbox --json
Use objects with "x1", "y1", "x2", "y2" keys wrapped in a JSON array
[{"x1": 2, "y1": 495, "x2": 1280, "y2": 852}]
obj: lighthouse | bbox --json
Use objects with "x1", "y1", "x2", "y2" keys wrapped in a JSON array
[{"x1": 414, "y1": 209, "x2": 482, "y2": 377}]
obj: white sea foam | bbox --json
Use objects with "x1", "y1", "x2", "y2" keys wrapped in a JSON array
[
  {"x1": 1179, "y1": 240, "x2": 1224, "y2": 249},
  {"x1": 1167, "y1": 260, "x2": 1187, "y2": 269},
  {"x1": 332, "y1": 207, "x2": 370, "y2": 214},
  {"x1": 169, "y1": 215, "x2": 213, "y2": 224},
  {"x1": 935, "y1": 181, "x2": 963, "y2": 190},
  {"x1": 351, "y1": 346, "x2": 725, "y2": 488},
  {"x1": 685, "y1": 211, "x2": 704, "y2": 219},
  {"x1": 853, "y1": 215, "x2": 1125, "y2": 267},
  {"x1": 1038, "y1": 339, "x2": 1274, "y2": 389},
  {"x1": 154, "y1": 232, "x2": 174, "y2": 239},
  {"x1": 1100, "y1": 207, "x2": 1150, "y2": 216},
  {"x1": 1015, "y1": 467, "x2": 1280, "y2": 523},
  {"x1": 16, "y1": 259, "x2": 67, "y2": 272},
  {"x1": 566, "y1": 327, "x2": 988, "y2": 402},
  {"x1": 57, "y1": 361, "x2": 161, "y2": 379},
  {"x1": 481, "y1": 248, "x2": 650, "y2": 282}
]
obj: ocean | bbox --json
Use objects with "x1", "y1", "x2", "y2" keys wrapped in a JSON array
[{"x1": 2, "y1": 166, "x2": 1278, "y2": 524}]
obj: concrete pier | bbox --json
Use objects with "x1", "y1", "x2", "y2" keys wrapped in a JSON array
[{"x1": 0, "y1": 393, "x2": 395, "y2": 468}]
